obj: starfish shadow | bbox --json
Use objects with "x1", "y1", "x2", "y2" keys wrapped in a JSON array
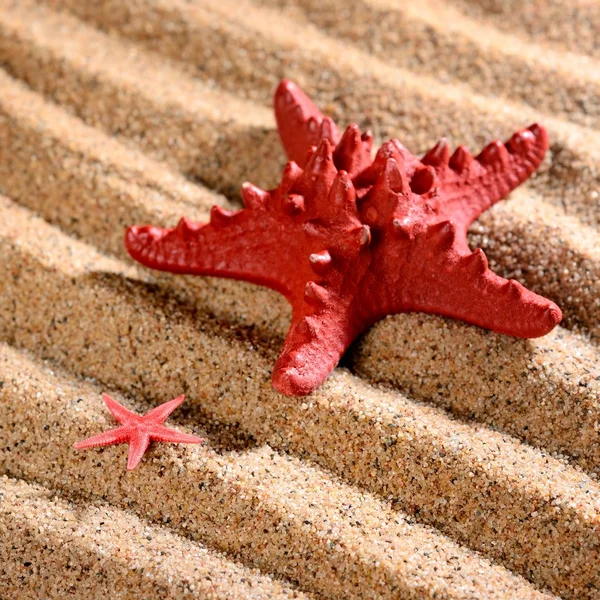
[
  {"x1": 98, "y1": 269, "x2": 286, "y2": 355},
  {"x1": 153, "y1": 271, "x2": 290, "y2": 350},
  {"x1": 345, "y1": 313, "x2": 541, "y2": 415}
]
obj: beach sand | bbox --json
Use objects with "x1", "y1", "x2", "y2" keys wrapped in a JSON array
[{"x1": 0, "y1": 0, "x2": 599, "y2": 598}]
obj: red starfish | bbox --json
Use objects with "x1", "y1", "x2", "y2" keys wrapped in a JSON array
[
  {"x1": 73, "y1": 394, "x2": 204, "y2": 470},
  {"x1": 125, "y1": 80, "x2": 562, "y2": 396}
]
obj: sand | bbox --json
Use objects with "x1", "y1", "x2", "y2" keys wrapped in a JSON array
[
  {"x1": 0, "y1": 0, "x2": 599, "y2": 598},
  {"x1": 0, "y1": 476, "x2": 310, "y2": 599}
]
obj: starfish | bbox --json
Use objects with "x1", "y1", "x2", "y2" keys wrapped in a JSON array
[
  {"x1": 125, "y1": 80, "x2": 562, "y2": 397},
  {"x1": 73, "y1": 393, "x2": 204, "y2": 470}
]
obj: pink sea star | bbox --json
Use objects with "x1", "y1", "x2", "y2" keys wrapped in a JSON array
[{"x1": 74, "y1": 394, "x2": 203, "y2": 470}]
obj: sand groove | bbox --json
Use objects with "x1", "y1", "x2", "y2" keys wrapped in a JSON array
[
  {"x1": 0, "y1": 345, "x2": 556, "y2": 600},
  {"x1": 0, "y1": 0, "x2": 279, "y2": 195},
  {"x1": 254, "y1": 0, "x2": 600, "y2": 128},
  {"x1": 446, "y1": 0, "x2": 600, "y2": 58},
  {"x1": 0, "y1": 72, "x2": 220, "y2": 239},
  {"x1": 27, "y1": 0, "x2": 600, "y2": 223},
  {"x1": 0, "y1": 476, "x2": 310, "y2": 600},
  {"x1": 351, "y1": 313, "x2": 600, "y2": 471},
  {"x1": 0, "y1": 197, "x2": 599, "y2": 598}
]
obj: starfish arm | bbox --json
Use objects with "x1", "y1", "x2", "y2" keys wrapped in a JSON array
[
  {"x1": 274, "y1": 79, "x2": 341, "y2": 167},
  {"x1": 150, "y1": 424, "x2": 204, "y2": 444},
  {"x1": 389, "y1": 227, "x2": 562, "y2": 337},
  {"x1": 412, "y1": 266, "x2": 561, "y2": 338},
  {"x1": 271, "y1": 301, "x2": 361, "y2": 396},
  {"x1": 125, "y1": 211, "x2": 295, "y2": 297},
  {"x1": 144, "y1": 394, "x2": 186, "y2": 424},
  {"x1": 424, "y1": 124, "x2": 549, "y2": 229},
  {"x1": 126, "y1": 431, "x2": 151, "y2": 470},
  {"x1": 102, "y1": 393, "x2": 140, "y2": 425},
  {"x1": 73, "y1": 425, "x2": 130, "y2": 449}
]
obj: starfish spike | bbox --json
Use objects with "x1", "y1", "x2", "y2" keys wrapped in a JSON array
[
  {"x1": 74, "y1": 394, "x2": 204, "y2": 470},
  {"x1": 125, "y1": 80, "x2": 562, "y2": 397}
]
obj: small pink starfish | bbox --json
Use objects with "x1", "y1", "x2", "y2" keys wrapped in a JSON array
[{"x1": 73, "y1": 394, "x2": 204, "y2": 470}]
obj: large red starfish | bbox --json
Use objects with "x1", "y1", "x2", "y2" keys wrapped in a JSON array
[
  {"x1": 74, "y1": 394, "x2": 203, "y2": 470},
  {"x1": 125, "y1": 80, "x2": 562, "y2": 396}
]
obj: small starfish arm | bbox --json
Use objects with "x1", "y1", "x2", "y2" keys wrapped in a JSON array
[
  {"x1": 102, "y1": 392, "x2": 140, "y2": 424},
  {"x1": 149, "y1": 425, "x2": 205, "y2": 444},
  {"x1": 73, "y1": 426, "x2": 131, "y2": 449},
  {"x1": 144, "y1": 394, "x2": 186, "y2": 422},
  {"x1": 274, "y1": 79, "x2": 342, "y2": 167},
  {"x1": 126, "y1": 431, "x2": 151, "y2": 470},
  {"x1": 419, "y1": 124, "x2": 548, "y2": 231}
]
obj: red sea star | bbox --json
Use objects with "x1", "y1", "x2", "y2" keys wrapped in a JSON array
[
  {"x1": 125, "y1": 80, "x2": 562, "y2": 397},
  {"x1": 74, "y1": 394, "x2": 203, "y2": 470}
]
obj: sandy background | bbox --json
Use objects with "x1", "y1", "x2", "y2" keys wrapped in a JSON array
[{"x1": 0, "y1": 0, "x2": 599, "y2": 598}]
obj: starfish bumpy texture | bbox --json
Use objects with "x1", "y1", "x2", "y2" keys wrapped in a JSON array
[
  {"x1": 125, "y1": 80, "x2": 562, "y2": 396},
  {"x1": 74, "y1": 394, "x2": 203, "y2": 470}
]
